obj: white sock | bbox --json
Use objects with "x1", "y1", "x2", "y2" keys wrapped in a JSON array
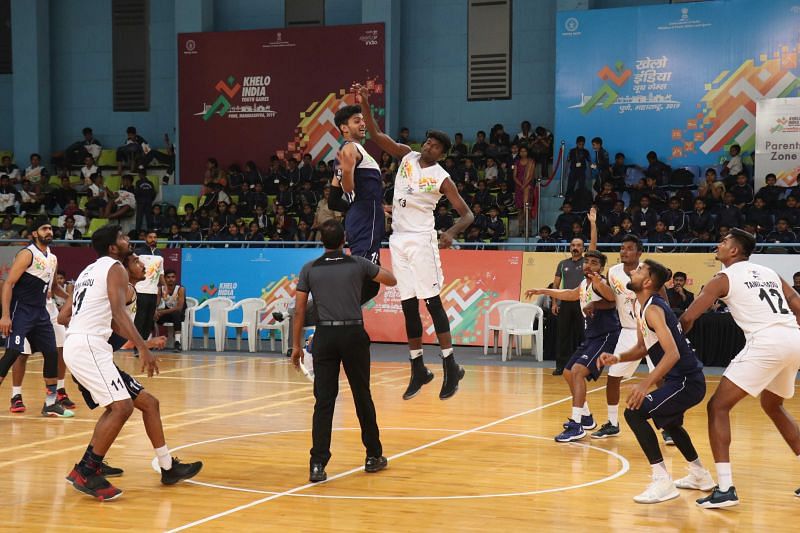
[
  {"x1": 409, "y1": 349, "x2": 423, "y2": 359},
  {"x1": 582, "y1": 401, "x2": 591, "y2": 417},
  {"x1": 651, "y1": 461, "x2": 669, "y2": 480},
  {"x1": 57, "y1": 379, "x2": 65, "y2": 390},
  {"x1": 175, "y1": 333, "x2": 182, "y2": 343},
  {"x1": 608, "y1": 404, "x2": 619, "y2": 426},
  {"x1": 155, "y1": 445, "x2": 172, "y2": 470},
  {"x1": 571, "y1": 406, "x2": 582, "y2": 423},
  {"x1": 715, "y1": 462, "x2": 733, "y2": 491},
  {"x1": 441, "y1": 347, "x2": 454, "y2": 358},
  {"x1": 11, "y1": 386, "x2": 22, "y2": 398}
]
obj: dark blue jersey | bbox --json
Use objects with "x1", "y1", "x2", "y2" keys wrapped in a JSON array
[
  {"x1": 12, "y1": 244, "x2": 58, "y2": 308},
  {"x1": 638, "y1": 294, "x2": 703, "y2": 380},
  {"x1": 334, "y1": 141, "x2": 383, "y2": 205},
  {"x1": 579, "y1": 279, "x2": 621, "y2": 338}
]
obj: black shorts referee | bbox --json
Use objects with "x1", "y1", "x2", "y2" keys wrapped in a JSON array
[{"x1": 291, "y1": 219, "x2": 397, "y2": 483}]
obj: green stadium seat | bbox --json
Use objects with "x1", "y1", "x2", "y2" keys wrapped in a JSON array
[
  {"x1": 85, "y1": 218, "x2": 109, "y2": 237},
  {"x1": 97, "y1": 149, "x2": 117, "y2": 168},
  {"x1": 409, "y1": 143, "x2": 423, "y2": 152},
  {"x1": 78, "y1": 196, "x2": 89, "y2": 209},
  {"x1": 156, "y1": 238, "x2": 168, "y2": 249},
  {"x1": 146, "y1": 175, "x2": 160, "y2": 193},
  {"x1": 69, "y1": 175, "x2": 82, "y2": 186},
  {"x1": 48, "y1": 175, "x2": 62, "y2": 188},
  {"x1": 0, "y1": 150, "x2": 13, "y2": 162},
  {"x1": 241, "y1": 217, "x2": 254, "y2": 225},
  {"x1": 230, "y1": 195, "x2": 239, "y2": 205},
  {"x1": 105, "y1": 174, "x2": 122, "y2": 192},
  {"x1": 50, "y1": 217, "x2": 59, "y2": 227},
  {"x1": 177, "y1": 195, "x2": 199, "y2": 215},
  {"x1": 12, "y1": 216, "x2": 26, "y2": 227}
]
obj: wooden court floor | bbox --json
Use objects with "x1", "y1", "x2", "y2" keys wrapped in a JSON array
[{"x1": 2, "y1": 351, "x2": 799, "y2": 532}]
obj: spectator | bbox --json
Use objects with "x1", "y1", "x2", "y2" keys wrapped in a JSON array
[
  {"x1": 745, "y1": 196, "x2": 773, "y2": 235},
  {"x1": 594, "y1": 181, "x2": 617, "y2": 214},
  {"x1": 219, "y1": 203, "x2": 240, "y2": 227},
  {"x1": 201, "y1": 182, "x2": 231, "y2": 209},
  {"x1": 297, "y1": 180, "x2": 318, "y2": 209},
  {"x1": 755, "y1": 173, "x2": 782, "y2": 210},
  {"x1": 85, "y1": 174, "x2": 109, "y2": 215},
  {"x1": 0, "y1": 216, "x2": 17, "y2": 241},
  {"x1": 721, "y1": 143, "x2": 743, "y2": 185},
  {"x1": 534, "y1": 225, "x2": 558, "y2": 250},
  {"x1": 565, "y1": 136, "x2": 590, "y2": 196},
  {"x1": 484, "y1": 156, "x2": 503, "y2": 187},
  {"x1": 589, "y1": 137, "x2": 611, "y2": 191},
  {"x1": 184, "y1": 219, "x2": 203, "y2": 245},
  {"x1": 79, "y1": 154, "x2": 98, "y2": 192},
  {"x1": 660, "y1": 196, "x2": 686, "y2": 238},
  {"x1": 252, "y1": 204, "x2": 272, "y2": 235},
  {"x1": 554, "y1": 201, "x2": 579, "y2": 239},
  {"x1": 451, "y1": 133, "x2": 468, "y2": 159},
  {"x1": 642, "y1": 175, "x2": 668, "y2": 211},
  {"x1": 244, "y1": 160, "x2": 263, "y2": 190},
  {"x1": 0, "y1": 174, "x2": 20, "y2": 213},
  {"x1": 569, "y1": 220, "x2": 587, "y2": 241},
  {"x1": 227, "y1": 164, "x2": 245, "y2": 197},
  {"x1": 59, "y1": 200, "x2": 88, "y2": 232},
  {"x1": 206, "y1": 220, "x2": 225, "y2": 247},
  {"x1": 687, "y1": 198, "x2": 714, "y2": 239},
  {"x1": 712, "y1": 192, "x2": 743, "y2": 230},
  {"x1": 464, "y1": 226, "x2": 484, "y2": 247},
  {"x1": 272, "y1": 204, "x2": 297, "y2": 241},
  {"x1": 180, "y1": 203, "x2": 197, "y2": 228},
  {"x1": 298, "y1": 153, "x2": 316, "y2": 184},
  {"x1": 490, "y1": 123, "x2": 511, "y2": 148},
  {"x1": 606, "y1": 200, "x2": 627, "y2": 229},
  {"x1": 134, "y1": 173, "x2": 157, "y2": 230},
  {"x1": 443, "y1": 157, "x2": 459, "y2": 183},
  {"x1": 470, "y1": 203, "x2": 488, "y2": 235},
  {"x1": 730, "y1": 173, "x2": 754, "y2": 209},
  {"x1": 63, "y1": 127, "x2": 102, "y2": 167},
  {"x1": 150, "y1": 204, "x2": 166, "y2": 235},
  {"x1": 23, "y1": 153, "x2": 48, "y2": 187},
  {"x1": 696, "y1": 168, "x2": 718, "y2": 198},
  {"x1": 645, "y1": 150, "x2": 671, "y2": 185},
  {"x1": 167, "y1": 224, "x2": 186, "y2": 248},
  {"x1": 608, "y1": 152, "x2": 629, "y2": 192},
  {"x1": 667, "y1": 271, "x2": 694, "y2": 315},
  {"x1": 243, "y1": 181, "x2": 268, "y2": 215},
  {"x1": 514, "y1": 120, "x2": 533, "y2": 146},
  {"x1": 276, "y1": 181, "x2": 295, "y2": 213},
  {"x1": 485, "y1": 206, "x2": 506, "y2": 242},
  {"x1": 792, "y1": 272, "x2": 800, "y2": 294},
  {"x1": 103, "y1": 178, "x2": 136, "y2": 221},
  {"x1": 296, "y1": 219, "x2": 313, "y2": 246},
  {"x1": 717, "y1": 225, "x2": 731, "y2": 241},
  {"x1": 778, "y1": 195, "x2": 800, "y2": 228},
  {"x1": 495, "y1": 180, "x2": 514, "y2": 215},
  {"x1": 765, "y1": 218, "x2": 797, "y2": 251},
  {"x1": 395, "y1": 127, "x2": 411, "y2": 144},
  {"x1": 0, "y1": 155, "x2": 20, "y2": 182},
  {"x1": 298, "y1": 204, "x2": 315, "y2": 229},
  {"x1": 434, "y1": 205, "x2": 454, "y2": 232},
  {"x1": 632, "y1": 195, "x2": 658, "y2": 237},
  {"x1": 116, "y1": 126, "x2": 148, "y2": 174},
  {"x1": 461, "y1": 157, "x2": 479, "y2": 185},
  {"x1": 648, "y1": 220, "x2": 676, "y2": 250},
  {"x1": 472, "y1": 180, "x2": 492, "y2": 210},
  {"x1": 315, "y1": 160, "x2": 332, "y2": 189},
  {"x1": 471, "y1": 131, "x2": 488, "y2": 157},
  {"x1": 224, "y1": 223, "x2": 244, "y2": 248},
  {"x1": 245, "y1": 221, "x2": 265, "y2": 247},
  {"x1": 513, "y1": 146, "x2": 535, "y2": 233},
  {"x1": 265, "y1": 157, "x2": 286, "y2": 194}
]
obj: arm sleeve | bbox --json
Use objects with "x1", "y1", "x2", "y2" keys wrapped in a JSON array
[{"x1": 296, "y1": 263, "x2": 311, "y2": 293}]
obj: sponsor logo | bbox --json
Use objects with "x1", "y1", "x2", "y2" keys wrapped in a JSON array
[{"x1": 196, "y1": 74, "x2": 276, "y2": 121}]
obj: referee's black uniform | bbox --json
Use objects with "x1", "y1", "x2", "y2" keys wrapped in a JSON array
[{"x1": 296, "y1": 248, "x2": 385, "y2": 477}]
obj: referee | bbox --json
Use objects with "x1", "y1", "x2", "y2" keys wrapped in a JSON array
[
  {"x1": 552, "y1": 237, "x2": 586, "y2": 375},
  {"x1": 291, "y1": 219, "x2": 396, "y2": 483}
]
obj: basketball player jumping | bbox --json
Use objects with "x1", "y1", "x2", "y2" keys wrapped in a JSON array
[
  {"x1": 681, "y1": 229, "x2": 800, "y2": 508},
  {"x1": 355, "y1": 83, "x2": 474, "y2": 400}
]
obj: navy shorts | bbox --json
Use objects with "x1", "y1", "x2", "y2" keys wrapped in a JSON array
[
  {"x1": 632, "y1": 372, "x2": 706, "y2": 429},
  {"x1": 5, "y1": 302, "x2": 57, "y2": 356},
  {"x1": 345, "y1": 201, "x2": 384, "y2": 263},
  {"x1": 565, "y1": 330, "x2": 620, "y2": 381},
  {"x1": 75, "y1": 363, "x2": 144, "y2": 410}
]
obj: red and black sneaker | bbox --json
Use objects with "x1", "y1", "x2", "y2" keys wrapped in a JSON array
[
  {"x1": 57, "y1": 388, "x2": 77, "y2": 410},
  {"x1": 65, "y1": 464, "x2": 80, "y2": 483},
  {"x1": 66, "y1": 461, "x2": 123, "y2": 482},
  {"x1": 9, "y1": 394, "x2": 25, "y2": 413},
  {"x1": 71, "y1": 471, "x2": 123, "y2": 501}
]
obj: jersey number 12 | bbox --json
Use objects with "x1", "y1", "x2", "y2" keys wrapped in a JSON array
[{"x1": 759, "y1": 288, "x2": 789, "y2": 314}]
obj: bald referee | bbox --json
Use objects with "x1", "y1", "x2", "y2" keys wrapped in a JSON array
[{"x1": 292, "y1": 219, "x2": 397, "y2": 483}]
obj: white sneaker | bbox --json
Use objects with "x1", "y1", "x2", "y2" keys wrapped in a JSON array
[
  {"x1": 633, "y1": 477, "x2": 680, "y2": 504},
  {"x1": 675, "y1": 467, "x2": 715, "y2": 491}
]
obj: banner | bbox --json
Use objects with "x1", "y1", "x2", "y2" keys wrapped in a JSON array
[
  {"x1": 363, "y1": 250, "x2": 523, "y2": 346},
  {"x1": 755, "y1": 98, "x2": 800, "y2": 189},
  {"x1": 556, "y1": 1, "x2": 800, "y2": 174},
  {"x1": 178, "y1": 24, "x2": 385, "y2": 183}
]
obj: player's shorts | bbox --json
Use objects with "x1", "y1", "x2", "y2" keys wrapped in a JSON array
[
  {"x1": 389, "y1": 230, "x2": 444, "y2": 301},
  {"x1": 631, "y1": 372, "x2": 706, "y2": 429},
  {"x1": 345, "y1": 200, "x2": 384, "y2": 263},
  {"x1": 723, "y1": 327, "x2": 800, "y2": 399},
  {"x1": 5, "y1": 302, "x2": 57, "y2": 356},
  {"x1": 76, "y1": 363, "x2": 144, "y2": 410},
  {"x1": 565, "y1": 330, "x2": 620, "y2": 382},
  {"x1": 63, "y1": 334, "x2": 131, "y2": 408},
  {"x1": 608, "y1": 328, "x2": 654, "y2": 378}
]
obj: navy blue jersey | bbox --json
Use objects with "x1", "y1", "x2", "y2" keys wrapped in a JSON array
[
  {"x1": 637, "y1": 294, "x2": 703, "y2": 380},
  {"x1": 12, "y1": 244, "x2": 58, "y2": 308},
  {"x1": 579, "y1": 279, "x2": 621, "y2": 338},
  {"x1": 334, "y1": 141, "x2": 383, "y2": 204}
]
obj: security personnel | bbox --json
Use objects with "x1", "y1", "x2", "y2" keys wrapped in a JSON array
[{"x1": 291, "y1": 219, "x2": 397, "y2": 483}]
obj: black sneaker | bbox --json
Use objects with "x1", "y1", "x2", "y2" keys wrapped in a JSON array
[
  {"x1": 591, "y1": 421, "x2": 620, "y2": 439},
  {"x1": 57, "y1": 388, "x2": 77, "y2": 409},
  {"x1": 272, "y1": 312, "x2": 285, "y2": 322},
  {"x1": 365, "y1": 456, "x2": 387, "y2": 473},
  {"x1": 309, "y1": 463, "x2": 327, "y2": 483},
  {"x1": 795, "y1": 487, "x2": 800, "y2": 497},
  {"x1": 174, "y1": 340, "x2": 181, "y2": 352},
  {"x1": 402, "y1": 358, "x2": 434, "y2": 400},
  {"x1": 696, "y1": 486, "x2": 739, "y2": 509},
  {"x1": 41, "y1": 402, "x2": 74, "y2": 418},
  {"x1": 133, "y1": 348, "x2": 139, "y2": 358},
  {"x1": 662, "y1": 430, "x2": 675, "y2": 446},
  {"x1": 100, "y1": 461, "x2": 124, "y2": 478},
  {"x1": 160, "y1": 457, "x2": 203, "y2": 485},
  {"x1": 552, "y1": 368, "x2": 564, "y2": 376},
  {"x1": 439, "y1": 355, "x2": 465, "y2": 400}
]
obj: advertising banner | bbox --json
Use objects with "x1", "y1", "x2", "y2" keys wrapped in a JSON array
[
  {"x1": 178, "y1": 24, "x2": 385, "y2": 183},
  {"x1": 755, "y1": 98, "x2": 800, "y2": 189},
  {"x1": 556, "y1": 0, "x2": 800, "y2": 175},
  {"x1": 363, "y1": 250, "x2": 523, "y2": 346}
]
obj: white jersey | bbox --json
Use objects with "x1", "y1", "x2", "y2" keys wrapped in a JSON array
[
  {"x1": 161, "y1": 284, "x2": 181, "y2": 309},
  {"x1": 134, "y1": 252, "x2": 164, "y2": 294},
  {"x1": 608, "y1": 263, "x2": 637, "y2": 329},
  {"x1": 126, "y1": 283, "x2": 137, "y2": 320},
  {"x1": 721, "y1": 260, "x2": 798, "y2": 338},
  {"x1": 392, "y1": 151, "x2": 449, "y2": 233},
  {"x1": 67, "y1": 256, "x2": 119, "y2": 338}
]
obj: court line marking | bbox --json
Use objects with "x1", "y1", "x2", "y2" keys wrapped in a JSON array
[
  {"x1": 0, "y1": 369, "x2": 410, "y2": 465},
  {"x1": 166, "y1": 380, "x2": 628, "y2": 532},
  {"x1": 166, "y1": 427, "x2": 629, "y2": 500}
]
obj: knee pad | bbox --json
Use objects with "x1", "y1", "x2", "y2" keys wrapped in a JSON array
[
  {"x1": 424, "y1": 295, "x2": 450, "y2": 334},
  {"x1": 401, "y1": 298, "x2": 423, "y2": 339},
  {"x1": 42, "y1": 349, "x2": 59, "y2": 379},
  {"x1": 0, "y1": 348, "x2": 22, "y2": 378}
]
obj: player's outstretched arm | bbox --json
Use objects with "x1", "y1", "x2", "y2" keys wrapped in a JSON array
[
  {"x1": 780, "y1": 277, "x2": 800, "y2": 326},
  {"x1": 439, "y1": 178, "x2": 474, "y2": 248},
  {"x1": 586, "y1": 271, "x2": 614, "y2": 301},
  {"x1": 0, "y1": 249, "x2": 33, "y2": 336},
  {"x1": 587, "y1": 207, "x2": 598, "y2": 252},
  {"x1": 679, "y1": 272, "x2": 728, "y2": 334},
  {"x1": 525, "y1": 286, "x2": 580, "y2": 302},
  {"x1": 354, "y1": 84, "x2": 411, "y2": 160}
]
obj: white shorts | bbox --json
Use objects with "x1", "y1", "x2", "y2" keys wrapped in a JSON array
[
  {"x1": 389, "y1": 230, "x2": 444, "y2": 301},
  {"x1": 63, "y1": 334, "x2": 131, "y2": 408},
  {"x1": 22, "y1": 319, "x2": 65, "y2": 354},
  {"x1": 724, "y1": 327, "x2": 800, "y2": 399},
  {"x1": 608, "y1": 328, "x2": 654, "y2": 378}
]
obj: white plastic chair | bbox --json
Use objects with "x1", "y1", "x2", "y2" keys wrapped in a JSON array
[
  {"x1": 257, "y1": 297, "x2": 292, "y2": 352},
  {"x1": 483, "y1": 300, "x2": 520, "y2": 355},
  {"x1": 224, "y1": 298, "x2": 267, "y2": 352},
  {"x1": 501, "y1": 303, "x2": 544, "y2": 362},
  {"x1": 187, "y1": 297, "x2": 232, "y2": 352}
]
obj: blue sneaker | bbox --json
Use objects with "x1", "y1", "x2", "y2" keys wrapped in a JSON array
[
  {"x1": 581, "y1": 414, "x2": 596, "y2": 430},
  {"x1": 696, "y1": 486, "x2": 739, "y2": 509},
  {"x1": 555, "y1": 420, "x2": 586, "y2": 442},
  {"x1": 662, "y1": 430, "x2": 675, "y2": 446}
]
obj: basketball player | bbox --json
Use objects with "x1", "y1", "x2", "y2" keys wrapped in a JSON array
[
  {"x1": 330, "y1": 95, "x2": 384, "y2": 303},
  {"x1": 61, "y1": 225, "x2": 159, "y2": 501},
  {"x1": 586, "y1": 209, "x2": 655, "y2": 439},
  {"x1": 680, "y1": 229, "x2": 800, "y2": 508},
  {"x1": 0, "y1": 218, "x2": 74, "y2": 417},
  {"x1": 525, "y1": 250, "x2": 619, "y2": 441},
  {"x1": 155, "y1": 269, "x2": 186, "y2": 351},
  {"x1": 597, "y1": 259, "x2": 711, "y2": 504},
  {"x1": 355, "y1": 84, "x2": 474, "y2": 400},
  {"x1": 59, "y1": 251, "x2": 202, "y2": 490}
]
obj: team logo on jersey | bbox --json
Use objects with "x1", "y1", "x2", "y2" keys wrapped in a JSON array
[
  {"x1": 747, "y1": 269, "x2": 762, "y2": 280},
  {"x1": 419, "y1": 176, "x2": 437, "y2": 192}
]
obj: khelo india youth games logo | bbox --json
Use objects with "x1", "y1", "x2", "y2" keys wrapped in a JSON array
[{"x1": 197, "y1": 74, "x2": 276, "y2": 121}]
